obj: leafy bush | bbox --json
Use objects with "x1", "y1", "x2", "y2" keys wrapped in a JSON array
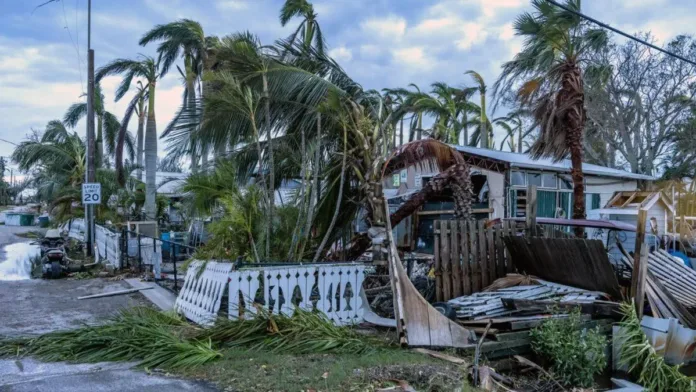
[{"x1": 529, "y1": 310, "x2": 607, "y2": 388}]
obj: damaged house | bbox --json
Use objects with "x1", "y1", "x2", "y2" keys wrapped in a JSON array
[{"x1": 385, "y1": 145, "x2": 656, "y2": 252}]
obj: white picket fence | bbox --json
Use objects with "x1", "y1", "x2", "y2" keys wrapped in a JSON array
[{"x1": 176, "y1": 261, "x2": 367, "y2": 327}]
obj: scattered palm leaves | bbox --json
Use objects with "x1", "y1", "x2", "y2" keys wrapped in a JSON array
[
  {"x1": 203, "y1": 306, "x2": 382, "y2": 355},
  {"x1": 0, "y1": 307, "x2": 220, "y2": 370},
  {"x1": 618, "y1": 302, "x2": 695, "y2": 392},
  {"x1": 0, "y1": 306, "x2": 383, "y2": 372}
]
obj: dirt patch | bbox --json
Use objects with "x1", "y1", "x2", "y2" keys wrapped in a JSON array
[{"x1": 364, "y1": 363, "x2": 466, "y2": 391}]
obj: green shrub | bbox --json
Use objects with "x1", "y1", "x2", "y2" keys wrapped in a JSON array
[{"x1": 529, "y1": 310, "x2": 607, "y2": 388}]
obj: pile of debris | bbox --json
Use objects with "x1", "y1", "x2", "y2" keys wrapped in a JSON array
[{"x1": 445, "y1": 274, "x2": 617, "y2": 358}]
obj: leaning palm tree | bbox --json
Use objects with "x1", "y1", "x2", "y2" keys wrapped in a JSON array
[
  {"x1": 96, "y1": 56, "x2": 164, "y2": 220},
  {"x1": 494, "y1": 0, "x2": 608, "y2": 227},
  {"x1": 139, "y1": 19, "x2": 217, "y2": 170},
  {"x1": 279, "y1": 0, "x2": 325, "y2": 55},
  {"x1": 466, "y1": 70, "x2": 492, "y2": 149},
  {"x1": 63, "y1": 82, "x2": 135, "y2": 167}
]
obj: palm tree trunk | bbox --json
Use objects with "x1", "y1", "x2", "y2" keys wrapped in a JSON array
[
  {"x1": 347, "y1": 164, "x2": 472, "y2": 260},
  {"x1": 463, "y1": 110, "x2": 469, "y2": 146},
  {"x1": 312, "y1": 123, "x2": 347, "y2": 262},
  {"x1": 144, "y1": 82, "x2": 157, "y2": 221},
  {"x1": 416, "y1": 113, "x2": 423, "y2": 140},
  {"x1": 298, "y1": 114, "x2": 321, "y2": 259},
  {"x1": 517, "y1": 125, "x2": 523, "y2": 153},
  {"x1": 562, "y1": 64, "x2": 586, "y2": 235},
  {"x1": 136, "y1": 101, "x2": 145, "y2": 180},
  {"x1": 480, "y1": 96, "x2": 488, "y2": 149},
  {"x1": 288, "y1": 126, "x2": 307, "y2": 259},
  {"x1": 96, "y1": 115, "x2": 104, "y2": 167},
  {"x1": 263, "y1": 72, "x2": 275, "y2": 259},
  {"x1": 399, "y1": 118, "x2": 404, "y2": 146},
  {"x1": 186, "y1": 76, "x2": 200, "y2": 173}
]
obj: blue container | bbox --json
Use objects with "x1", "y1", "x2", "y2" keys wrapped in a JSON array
[{"x1": 161, "y1": 232, "x2": 171, "y2": 252}]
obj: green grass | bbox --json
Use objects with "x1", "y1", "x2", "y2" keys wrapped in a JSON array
[{"x1": 182, "y1": 348, "x2": 470, "y2": 391}]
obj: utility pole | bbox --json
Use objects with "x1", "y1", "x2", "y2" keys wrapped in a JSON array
[{"x1": 85, "y1": 0, "x2": 96, "y2": 256}]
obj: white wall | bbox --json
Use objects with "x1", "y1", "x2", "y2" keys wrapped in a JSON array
[{"x1": 585, "y1": 176, "x2": 638, "y2": 208}]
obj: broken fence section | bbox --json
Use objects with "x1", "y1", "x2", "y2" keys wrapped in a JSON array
[
  {"x1": 175, "y1": 261, "x2": 368, "y2": 327},
  {"x1": 433, "y1": 219, "x2": 516, "y2": 302}
]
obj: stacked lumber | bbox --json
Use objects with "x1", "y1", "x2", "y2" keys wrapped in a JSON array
[
  {"x1": 618, "y1": 249, "x2": 696, "y2": 328},
  {"x1": 447, "y1": 275, "x2": 608, "y2": 320}
]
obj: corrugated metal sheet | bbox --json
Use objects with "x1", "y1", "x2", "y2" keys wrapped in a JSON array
[{"x1": 448, "y1": 279, "x2": 605, "y2": 320}]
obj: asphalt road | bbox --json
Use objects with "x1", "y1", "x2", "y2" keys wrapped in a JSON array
[{"x1": 0, "y1": 225, "x2": 217, "y2": 391}]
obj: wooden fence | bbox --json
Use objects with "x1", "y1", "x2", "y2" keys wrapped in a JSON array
[{"x1": 433, "y1": 220, "x2": 518, "y2": 301}]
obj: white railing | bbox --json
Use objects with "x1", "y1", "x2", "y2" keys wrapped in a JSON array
[{"x1": 176, "y1": 261, "x2": 367, "y2": 327}]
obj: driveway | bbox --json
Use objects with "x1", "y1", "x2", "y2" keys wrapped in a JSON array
[{"x1": 0, "y1": 225, "x2": 217, "y2": 391}]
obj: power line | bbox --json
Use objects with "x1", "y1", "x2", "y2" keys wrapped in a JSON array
[{"x1": 546, "y1": 0, "x2": 696, "y2": 67}]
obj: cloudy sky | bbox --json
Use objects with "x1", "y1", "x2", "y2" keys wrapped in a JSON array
[{"x1": 0, "y1": 0, "x2": 692, "y2": 173}]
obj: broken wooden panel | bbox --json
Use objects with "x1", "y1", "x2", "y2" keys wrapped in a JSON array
[
  {"x1": 503, "y1": 236, "x2": 622, "y2": 299},
  {"x1": 385, "y1": 203, "x2": 477, "y2": 348}
]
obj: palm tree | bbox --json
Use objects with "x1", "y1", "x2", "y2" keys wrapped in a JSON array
[
  {"x1": 494, "y1": 110, "x2": 532, "y2": 152},
  {"x1": 133, "y1": 81, "x2": 147, "y2": 180},
  {"x1": 494, "y1": 0, "x2": 608, "y2": 227},
  {"x1": 466, "y1": 70, "x2": 493, "y2": 149},
  {"x1": 63, "y1": 82, "x2": 135, "y2": 167},
  {"x1": 96, "y1": 56, "x2": 164, "y2": 220},
  {"x1": 279, "y1": 0, "x2": 325, "y2": 54},
  {"x1": 139, "y1": 19, "x2": 217, "y2": 170}
]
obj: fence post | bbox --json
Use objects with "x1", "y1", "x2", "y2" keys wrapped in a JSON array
[
  {"x1": 632, "y1": 208, "x2": 648, "y2": 318},
  {"x1": 137, "y1": 234, "x2": 142, "y2": 273},
  {"x1": 526, "y1": 185, "x2": 538, "y2": 237},
  {"x1": 173, "y1": 243, "x2": 178, "y2": 292}
]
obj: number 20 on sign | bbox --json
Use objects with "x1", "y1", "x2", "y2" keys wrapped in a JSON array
[{"x1": 82, "y1": 183, "x2": 101, "y2": 204}]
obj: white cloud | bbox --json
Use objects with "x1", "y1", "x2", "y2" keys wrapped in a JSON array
[
  {"x1": 479, "y1": 0, "x2": 524, "y2": 18},
  {"x1": 216, "y1": 1, "x2": 248, "y2": 10},
  {"x1": 361, "y1": 15, "x2": 406, "y2": 40},
  {"x1": 455, "y1": 22, "x2": 488, "y2": 50},
  {"x1": 360, "y1": 44, "x2": 381, "y2": 58},
  {"x1": 413, "y1": 17, "x2": 459, "y2": 34},
  {"x1": 392, "y1": 47, "x2": 431, "y2": 69},
  {"x1": 329, "y1": 46, "x2": 352, "y2": 62}
]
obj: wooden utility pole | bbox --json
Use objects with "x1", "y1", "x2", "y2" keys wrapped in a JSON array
[
  {"x1": 526, "y1": 185, "x2": 538, "y2": 237},
  {"x1": 85, "y1": 0, "x2": 96, "y2": 256},
  {"x1": 631, "y1": 208, "x2": 648, "y2": 318}
]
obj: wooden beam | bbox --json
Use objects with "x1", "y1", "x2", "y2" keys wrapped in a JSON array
[
  {"x1": 631, "y1": 208, "x2": 648, "y2": 318},
  {"x1": 525, "y1": 185, "x2": 537, "y2": 237},
  {"x1": 620, "y1": 192, "x2": 638, "y2": 208}
]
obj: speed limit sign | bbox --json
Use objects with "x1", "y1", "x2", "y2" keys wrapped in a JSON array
[{"x1": 82, "y1": 183, "x2": 102, "y2": 204}]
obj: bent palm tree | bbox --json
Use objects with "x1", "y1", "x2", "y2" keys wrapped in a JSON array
[
  {"x1": 139, "y1": 19, "x2": 219, "y2": 169},
  {"x1": 96, "y1": 56, "x2": 164, "y2": 220},
  {"x1": 494, "y1": 0, "x2": 608, "y2": 229},
  {"x1": 280, "y1": 0, "x2": 325, "y2": 54},
  {"x1": 466, "y1": 70, "x2": 492, "y2": 149}
]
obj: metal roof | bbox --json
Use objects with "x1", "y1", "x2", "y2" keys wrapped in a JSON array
[
  {"x1": 505, "y1": 217, "x2": 637, "y2": 231},
  {"x1": 452, "y1": 145, "x2": 656, "y2": 181}
]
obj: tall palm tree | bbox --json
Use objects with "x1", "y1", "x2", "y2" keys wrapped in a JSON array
[
  {"x1": 133, "y1": 81, "x2": 147, "y2": 180},
  {"x1": 494, "y1": 0, "x2": 608, "y2": 227},
  {"x1": 279, "y1": 0, "x2": 325, "y2": 54},
  {"x1": 466, "y1": 70, "x2": 492, "y2": 149},
  {"x1": 96, "y1": 56, "x2": 164, "y2": 220},
  {"x1": 63, "y1": 82, "x2": 135, "y2": 167},
  {"x1": 139, "y1": 19, "x2": 213, "y2": 171},
  {"x1": 494, "y1": 110, "x2": 533, "y2": 153}
]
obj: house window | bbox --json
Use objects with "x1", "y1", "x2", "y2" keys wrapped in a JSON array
[
  {"x1": 560, "y1": 176, "x2": 573, "y2": 190},
  {"x1": 542, "y1": 173, "x2": 557, "y2": 189},
  {"x1": 528, "y1": 172, "x2": 542, "y2": 187},
  {"x1": 511, "y1": 171, "x2": 525, "y2": 186}
]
